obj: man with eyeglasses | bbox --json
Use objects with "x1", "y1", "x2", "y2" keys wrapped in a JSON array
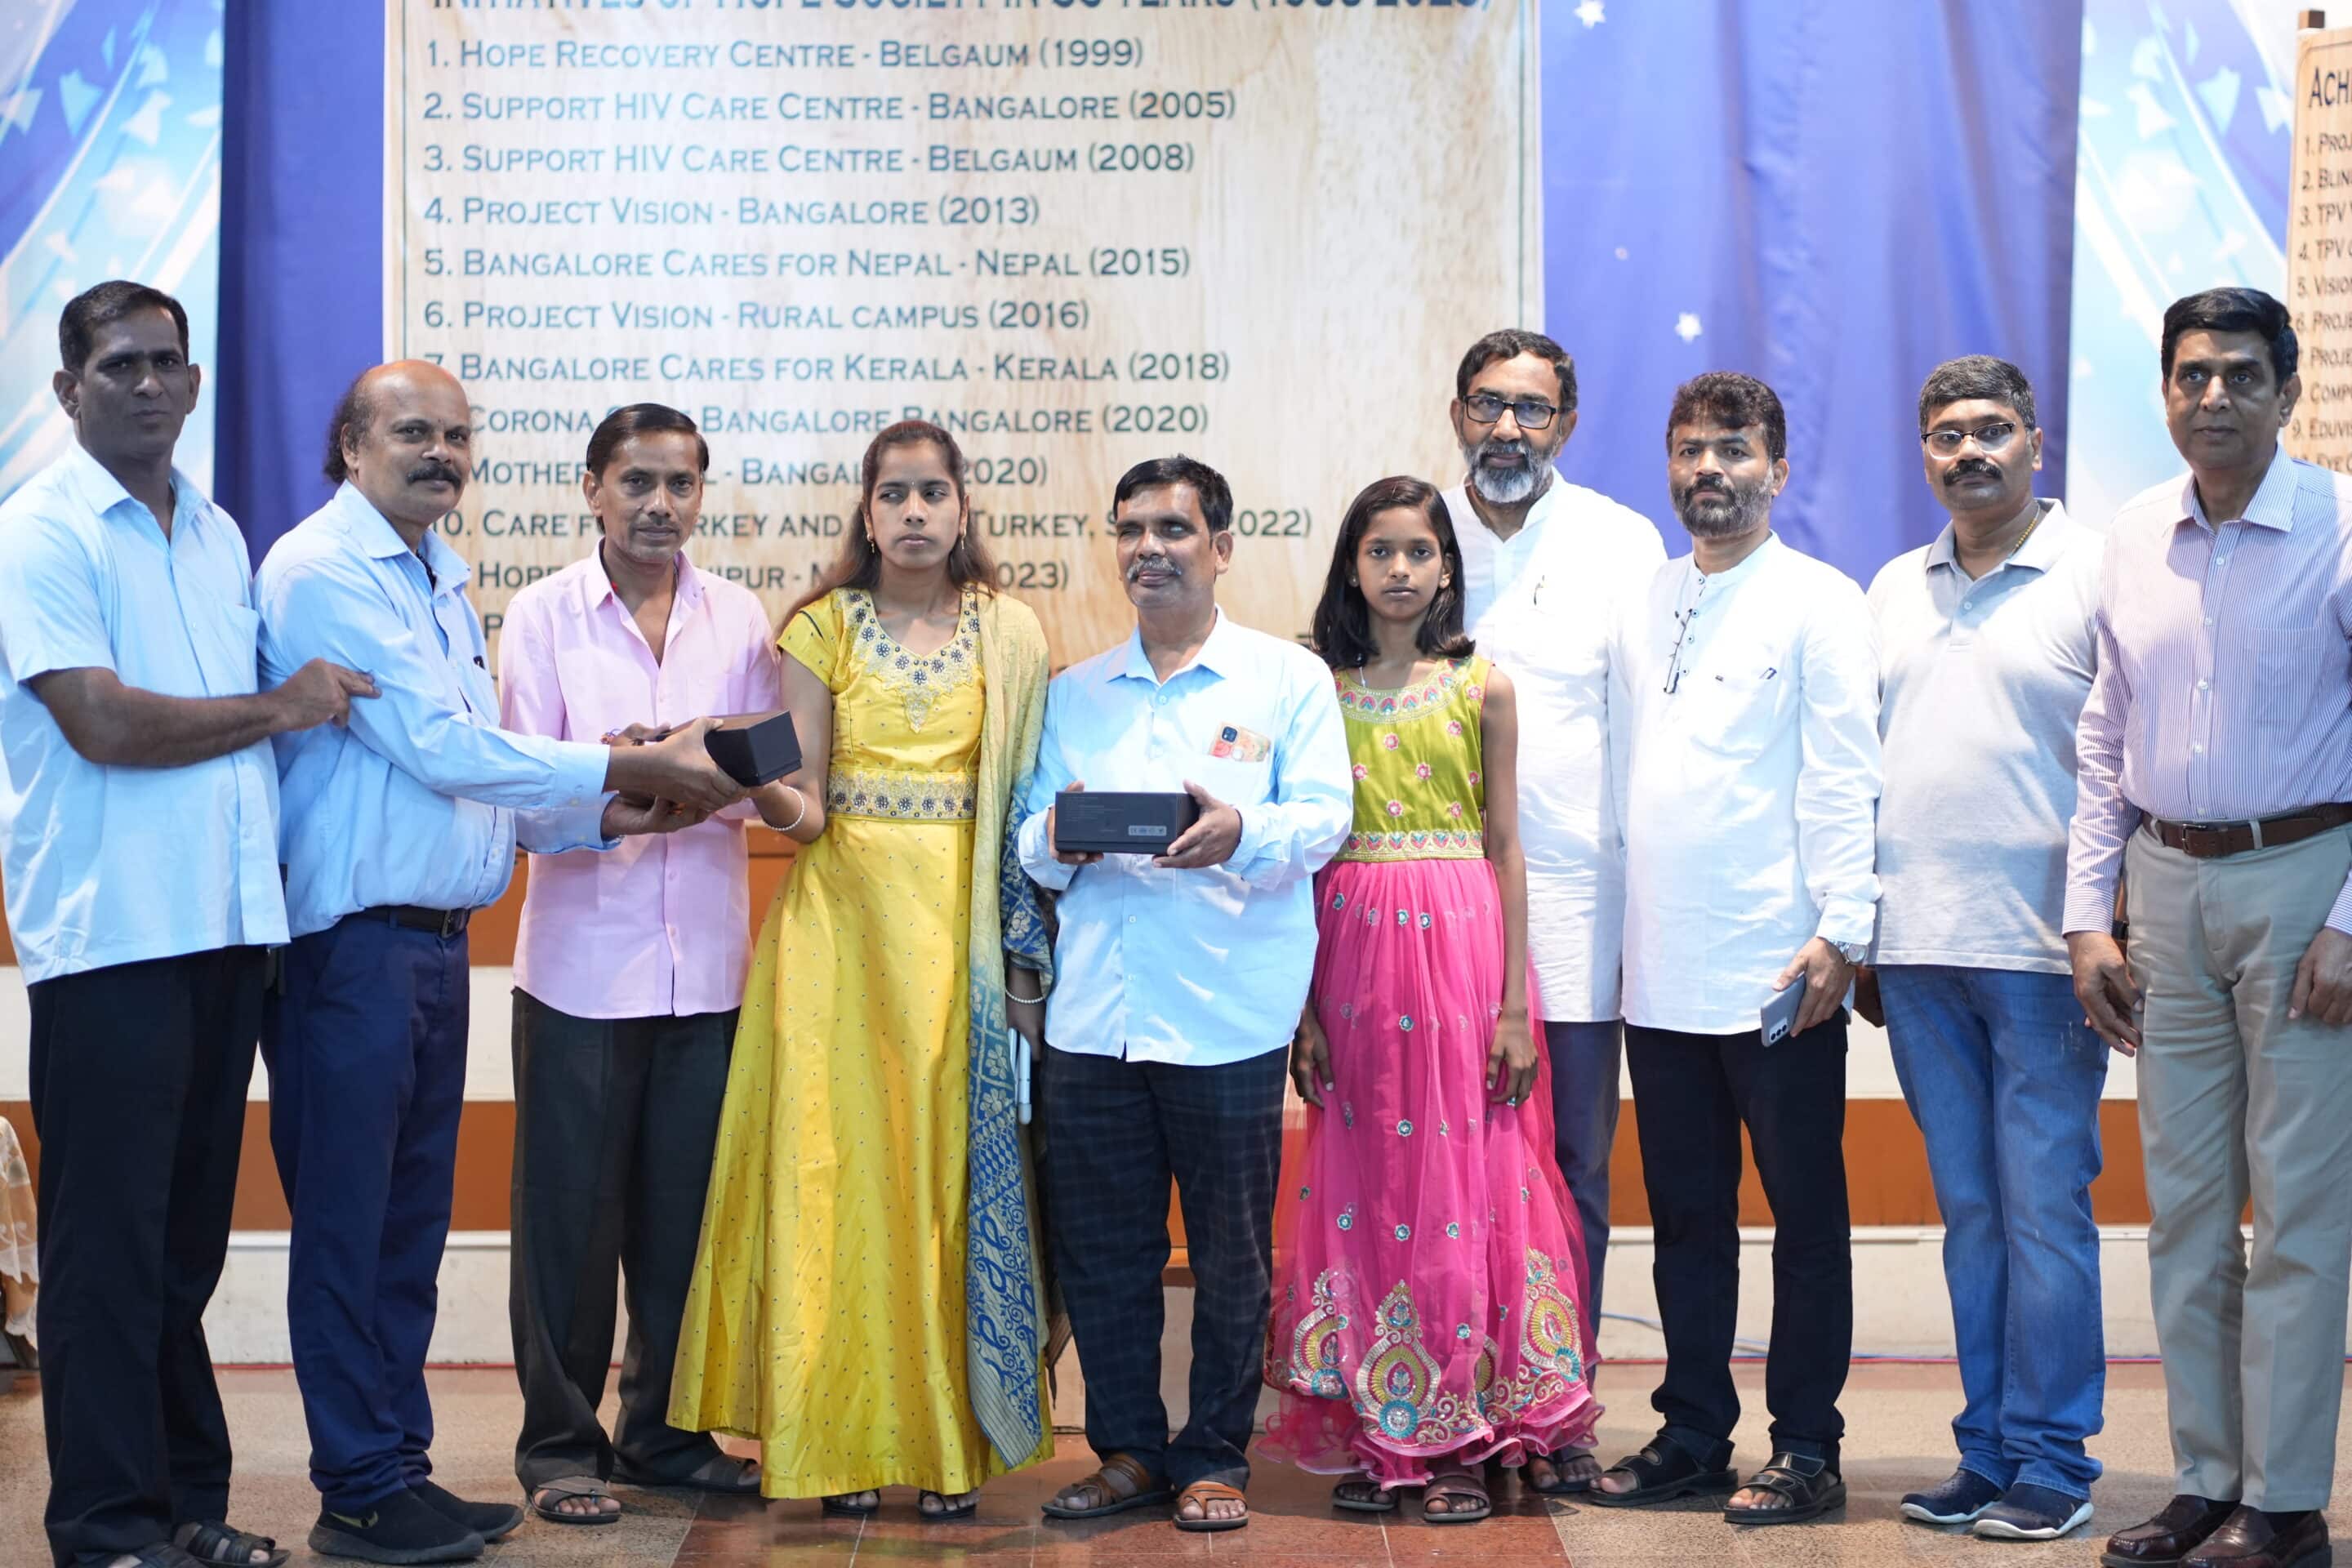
[
  {"x1": 2073, "y1": 287, "x2": 2352, "y2": 1568},
  {"x1": 1856, "y1": 357, "x2": 2108, "y2": 1543},
  {"x1": 1437, "y1": 328, "x2": 1664, "y2": 1493},
  {"x1": 1593, "y1": 372, "x2": 1878, "y2": 1528}
]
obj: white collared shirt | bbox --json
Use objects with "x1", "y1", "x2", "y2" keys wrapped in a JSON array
[
  {"x1": 0, "y1": 446, "x2": 287, "y2": 981},
  {"x1": 1870, "y1": 501, "x2": 2100, "y2": 973},
  {"x1": 1443, "y1": 470, "x2": 1665, "y2": 1021},
  {"x1": 1609, "y1": 533, "x2": 1882, "y2": 1035},
  {"x1": 1015, "y1": 608, "x2": 1352, "y2": 1065}
]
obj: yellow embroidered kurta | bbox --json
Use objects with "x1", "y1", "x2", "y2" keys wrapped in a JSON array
[{"x1": 670, "y1": 586, "x2": 1009, "y2": 1497}]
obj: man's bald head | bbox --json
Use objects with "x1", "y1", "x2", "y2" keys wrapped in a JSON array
[{"x1": 324, "y1": 360, "x2": 474, "y2": 537}]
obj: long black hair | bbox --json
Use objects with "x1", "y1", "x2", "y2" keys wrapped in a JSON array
[
  {"x1": 786, "y1": 419, "x2": 999, "y2": 620},
  {"x1": 1308, "y1": 475, "x2": 1475, "y2": 671}
]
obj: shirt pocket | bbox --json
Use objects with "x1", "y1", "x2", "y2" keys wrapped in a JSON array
[
  {"x1": 2252, "y1": 626, "x2": 2342, "y2": 728},
  {"x1": 1681, "y1": 660, "x2": 1788, "y2": 760},
  {"x1": 182, "y1": 595, "x2": 261, "y2": 697}
]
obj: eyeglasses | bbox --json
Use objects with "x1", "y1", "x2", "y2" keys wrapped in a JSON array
[
  {"x1": 1921, "y1": 421, "x2": 2020, "y2": 456},
  {"x1": 1463, "y1": 392, "x2": 1561, "y2": 430}
]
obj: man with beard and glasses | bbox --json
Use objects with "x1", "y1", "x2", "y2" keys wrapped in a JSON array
[
  {"x1": 1018, "y1": 455, "x2": 1351, "y2": 1535},
  {"x1": 1593, "y1": 372, "x2": 1879, "y2": 1530},
  {"x1": 253, "y1": 363, "x2": 745, "y2": 1566},
  {"x1": 1855, "y1": 357, "x2": 2108, "y2": 1543},
  {"x1": 1437, "y1": 332, "x2": 1664, "y2": 1494},
  {"x1": 2074, "y1": 288, "x2": 2352, "y2": 1568},
  {"x1": 1, "y1": 282, "x2": 375, "y2": 1568}
]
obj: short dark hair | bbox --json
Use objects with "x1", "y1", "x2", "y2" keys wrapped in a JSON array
[
  {"x1": 1918, "y1": 355, "x2": 2038, "y2": 433},
  {"x1": 58, "y1": 280, "x2": 189, "y2": 375},
  {"x1": 1309, "y1": 476, "x2": 1475, "y2": 671},
  {"x1": 586, "y1": 403, "x2": 709, "y2": 476},
  {"x1": 1112, "y1": 454, "x2": 1233, "y2": 533},
  {"x1": 2161, "y1": 287, "x2": 2298, "y2": 385},
  {"x1": 1667, "y1": 371, "x2": 1787, "y2": 462},
  {"x1": 322, "y1": 369, "x2": 376, "y2": 485},
  {"x1": 1454, "y1": 327, "x2": 1577, "y2": 414}
]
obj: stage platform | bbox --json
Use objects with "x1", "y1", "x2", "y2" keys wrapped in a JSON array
[{"x1": 7, "y1": 1363, "x2": 2349, "y2": 1566}]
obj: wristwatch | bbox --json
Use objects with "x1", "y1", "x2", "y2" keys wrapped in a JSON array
[{"x1": 1833, "y1": 941, "x2": 1869, "y2": 966}]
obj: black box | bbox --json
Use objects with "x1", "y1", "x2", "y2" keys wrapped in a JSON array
[
  {"x1": 1054, "y1": 789, "x2": 1200, "y2": 856},
  {"x1": 703, "y1": 710, "x2": 802, "y2": 788}
]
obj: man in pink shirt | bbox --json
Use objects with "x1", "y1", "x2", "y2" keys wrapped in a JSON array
[{"x1": 497, "y1": 404, "x2": 785, "y2": 1526}]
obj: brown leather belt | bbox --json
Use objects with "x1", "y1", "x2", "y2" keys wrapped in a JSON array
[{"x1": 2147, "y1": 802, "x2": 2352, "y2": 860}]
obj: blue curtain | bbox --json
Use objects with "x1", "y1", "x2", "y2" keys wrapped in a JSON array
[
  {"x1": 1542, "y1": 2, "x2": 2083, "y2": 584},
  {"x1": 216, "y1": 1, "x2": 383, "y2": 556}
]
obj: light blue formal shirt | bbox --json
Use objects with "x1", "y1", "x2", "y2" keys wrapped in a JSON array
[
  {"x1": 256, "y1": 483, "x2": 612, "y2": 938},
  {"x1": 0, "y1": 445, "x2": 287, "y2": 982},
  {"x1": 1016, "y1": 608, "x2": 1352, "y2": 1065}
]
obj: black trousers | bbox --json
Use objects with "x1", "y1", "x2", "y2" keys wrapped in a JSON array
[
  {"x1": 30, "y1": 947, "x2": 265, "y2": 1568},
  {"x1": 1624, "y1": 1013, "x2": 1851, "y2": 1468},
  {"x1": 509, "y1": 990, "x2": 736, "y2": 1489},
  {"x1": 1038, "y1": 1045, "x2": 1287, "y2": 1492}
]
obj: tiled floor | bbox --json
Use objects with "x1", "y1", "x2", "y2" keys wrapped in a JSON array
[{"x1": 8, "y1": 1364, "x2": 2352, "y2": 1565}]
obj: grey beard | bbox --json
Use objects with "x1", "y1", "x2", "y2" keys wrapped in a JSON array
[
  {"x1": 1675, "y1": 483, "x2": 1771, "y2": 539},
  {"x1": 1463, "y1": 442, "x2": 1548, "y2": 506}
]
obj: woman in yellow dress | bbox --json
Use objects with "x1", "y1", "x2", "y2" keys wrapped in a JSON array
[{"x1": 669, "y1": 419, "x2": 1055, "y2": 1517}]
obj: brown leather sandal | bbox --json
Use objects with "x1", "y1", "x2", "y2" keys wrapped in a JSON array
[
  {"x1": 1040, "y1": 1452, "x2": 1173, "y2": 1519},
  {"x1": 1422, "y1": 1470, "x2": 1492, "y2": 1525},
  {"x1": 1174, "y1": 1479, "x2": 1249, "y2": 1533}
]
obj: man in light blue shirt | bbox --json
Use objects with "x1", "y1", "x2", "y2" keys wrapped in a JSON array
[
  {"x1": 0, "y1": 282, "x2": 374, "y2": 1568},
  {"x1": 252, "y1": 360, "x2": 738, "y2": 1566},
  {"x1": 1018, "y1": 456, "x2": 1350, "y2": 1535}
]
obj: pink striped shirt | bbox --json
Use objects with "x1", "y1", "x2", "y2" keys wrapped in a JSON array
[
  {"x1": 2064, "y1": 452, "x2": 2352, "y2": 934},
  {"x1": 497, "y1": 550, "x2": 783, "y2": 1019}
]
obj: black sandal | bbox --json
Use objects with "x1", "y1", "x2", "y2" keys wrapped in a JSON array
[
  {"x1": 1524, "y1": 1446, "x2": 1600, "y2": 1496},
  {"x1": 1722, "y1": 1451, "x2": 1846, "y2": 1526},
  {"x1": 1586, "y1": 1434, "x2": 1739, "y2": 1508},
  {"x1": 528, "y1": 1476, "x2": 621, "y2": 1526},
  {"x1": 176, "y1": 1521, "x2": 291, "y2": 1568},
  {"x1": 1332, "y1": 1476, "x2": 1398, "y2": 1513},
  {"x1": 821, "y1": 1490, "x2": 880, "y2": 1517},
  {"x1": 918, "y1": 1489, "x2": 980, "y2": 1521}
]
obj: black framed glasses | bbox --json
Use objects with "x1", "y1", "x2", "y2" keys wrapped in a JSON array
[
  {"x1": 1921, "y1": 421, "x2": 2020, "y2": 456},
  {"x1": 1463, "y1": 392, "x2": 1561, "y2": 430}
]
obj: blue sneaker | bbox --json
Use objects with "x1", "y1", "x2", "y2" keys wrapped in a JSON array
[
  {"x1": 1900, "y1": 1468, "x2": 2007, "y2": 1526},
  {"x1": 1972, "y1": 1481, "x2": 2093, "y2": 1540}
]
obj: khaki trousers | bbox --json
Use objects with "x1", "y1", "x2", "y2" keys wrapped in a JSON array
[{"x1": 2126, "y1": 821, "x2": 2352, "y2": 1511}]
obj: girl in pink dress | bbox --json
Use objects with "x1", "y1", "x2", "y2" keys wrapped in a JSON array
[{"x1": 1261, "y1": 476, "x2": 1598, "y2": 1524}]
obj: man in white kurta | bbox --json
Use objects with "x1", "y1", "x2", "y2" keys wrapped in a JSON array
[{"x1": 1441, "y1": 330, "x2": 1665, "y2": 1421}]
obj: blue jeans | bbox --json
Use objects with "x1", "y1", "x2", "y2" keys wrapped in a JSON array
[
  {"x1": 262, "y1": 914, "x2": 470, "y2": 1511},
  {"x1": 1878, "y1": 965, "x2": 2107, "y2": 1499}
]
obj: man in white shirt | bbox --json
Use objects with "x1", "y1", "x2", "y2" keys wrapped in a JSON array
[
  {"x1": 1594, "y1": 373, "x2": 1881, "y2": 1528},
  {"x1": 1860, "y1": 358, "x2": 2107, "y2": 1544},
  {"x1": 0, "y1": 283, "x2": 374, "y2": 1568},
  {"x1": 1017, "y1": 456, "x2": 1352, "y2": 1535},
  {"x1": 1440, "y1": 331, "x2": 1665, "y2": 1489}
]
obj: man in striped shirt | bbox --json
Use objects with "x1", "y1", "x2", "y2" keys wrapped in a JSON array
[{"x1": 2068, "y1": 287, "x2": 2352, "y2": 1568}]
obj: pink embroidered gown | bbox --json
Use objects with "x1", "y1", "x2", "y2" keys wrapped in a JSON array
[{"x1": 1261, "y1": 656, "x2": 1599, "y2": 1486}]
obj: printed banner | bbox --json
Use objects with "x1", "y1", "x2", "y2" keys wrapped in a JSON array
[{"x1": 383, "y1": 0, "x2": 1538, "y2": 662}]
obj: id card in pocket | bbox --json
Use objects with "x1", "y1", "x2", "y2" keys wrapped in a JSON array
[{"x1": 1761, "y1": 979, "x2": 1804, "y2": 1047}]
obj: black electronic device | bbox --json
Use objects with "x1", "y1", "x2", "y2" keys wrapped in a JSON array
[
  {"x1": 1053, "y1": 789, "x2": 1201, "y2": 856},
  {"x1": 703, "y1": 710, "x2": 802, "y2": 788}
]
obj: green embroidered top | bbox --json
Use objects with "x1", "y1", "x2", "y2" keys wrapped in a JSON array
[{"x1": 1331, "y1": 655, "x2": 1490, "y2": 862}]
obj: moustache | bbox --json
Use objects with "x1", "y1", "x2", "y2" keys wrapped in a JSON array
[
  {"x1": 406, "y1": 461, "x2": 463, "y2": 486},
  {"x1": 1678, "y1": 477, "x2": 1734, "y2": 503},
  {"x1": 1125, "y1": 557, "x2": 1179, "y2": 582},
  {"x1": 1475, "y1": 439, "x2": 1531, "y2": 465},
  {"x1": 1944, "y1": 461, "x2": 1999, "y2": 486}
]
